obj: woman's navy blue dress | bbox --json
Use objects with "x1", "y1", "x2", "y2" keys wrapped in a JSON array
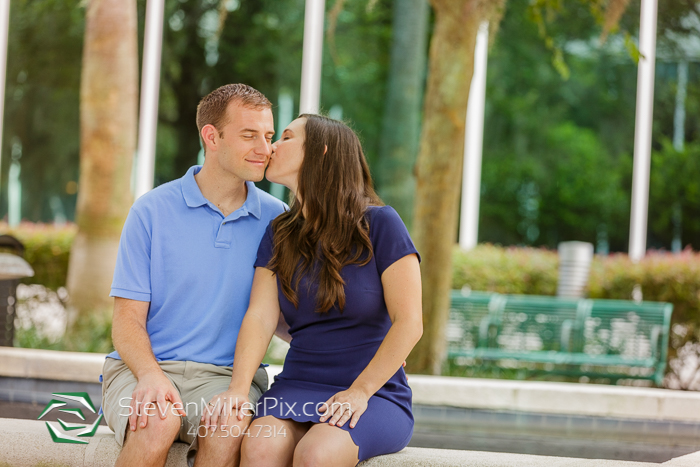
[{"x1": 253, "y1": 205, "x2": 419, "y2": 461}]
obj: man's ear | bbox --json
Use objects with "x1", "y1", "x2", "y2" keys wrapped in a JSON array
[{"x1": 201, "y1": 125, "x2": 218, "y2": 152}]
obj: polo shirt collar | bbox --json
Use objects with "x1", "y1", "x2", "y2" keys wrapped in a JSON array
[
  {"x1": 243, "y1": 181, "x2": 262, "y2": 219},
  {"x1": 181, "y1": 165, "x2": 262, "y2": 219},
  {"x1": 182, "y1": 166, "x2": 208, "y2": 208}
]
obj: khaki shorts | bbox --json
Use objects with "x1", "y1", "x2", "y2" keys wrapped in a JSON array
[{"x1": 101, "y1": 358, "x2": 268, "y2": 462}]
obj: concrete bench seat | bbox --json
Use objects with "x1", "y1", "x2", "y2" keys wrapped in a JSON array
[
  {"x1": 3, "y1": 347, "x2": 700, "y2": 466},
  {"x1": 4, "y1": 417, "x2": 696, "y2": 467}
]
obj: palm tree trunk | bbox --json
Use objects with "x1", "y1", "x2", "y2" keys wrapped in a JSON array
[
  {"x1": 408, "y1": 0, "x2": 504, "y2": 374},
  {"x1": 376, "y1": 0, "x2": 429, "y2": 229},
  {"x1": 66, "y1": 0, "x2": 138, "y2": 336}
]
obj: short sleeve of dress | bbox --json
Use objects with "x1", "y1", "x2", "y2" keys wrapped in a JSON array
[
  {"x1": 254, "y1": 222, "x2": 275, "y2": 269},
  {"x1": 369, "y1": 206, "x2": 421, "y2": 276}
]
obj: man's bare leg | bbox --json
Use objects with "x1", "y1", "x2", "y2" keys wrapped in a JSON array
[{"x1": 115, "y1": 411, "x2": 181, "y2": 467}]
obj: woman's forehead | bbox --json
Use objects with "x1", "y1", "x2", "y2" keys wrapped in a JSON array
[{"x1": 286, "y1": 117, "x2": 306, "y2": 133}]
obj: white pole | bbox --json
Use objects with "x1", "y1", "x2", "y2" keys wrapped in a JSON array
[
  {"x1": 628, "y1": 0, "x2": 658, "y2": 263},
  {"x1": 134, "y1": 0, "x2": 165, "y2": 199},
  {"x1": 0, "y1": 0, "x2": 10, "y2": 195},
  {"x1": 299, "y1": 0, "x2": 325, "y2": 114},
  {"x1": 459, "y1": 22, "x2": 489, "y2": 251}
]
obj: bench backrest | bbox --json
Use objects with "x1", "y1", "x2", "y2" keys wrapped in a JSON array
[{"x1": 448, "y1": 291, "x2": 673, "y2": 364}]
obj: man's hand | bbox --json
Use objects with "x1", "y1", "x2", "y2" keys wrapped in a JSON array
[
  {"x1": 128, "y1": 371, "x2": 186, "y2": 432},
  {"x1": 201, "y1": 389, "x2": 252, "y2": 433}
]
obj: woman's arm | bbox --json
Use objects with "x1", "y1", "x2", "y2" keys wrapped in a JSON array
[
  {"x1": 319, "y1": 254, "x2": 423, "y2": 428},
  {"x1": 202, "y1": 267, "x2": 281, "y2": 430}
]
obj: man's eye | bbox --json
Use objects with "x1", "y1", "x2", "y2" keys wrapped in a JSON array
[{"x1": 283, "y1": 137, "x2": 290, "y2": 141}]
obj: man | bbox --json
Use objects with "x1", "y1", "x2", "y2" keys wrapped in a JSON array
[{"x1": 101, "y1": 84, "x2": 287, "y2": 467}]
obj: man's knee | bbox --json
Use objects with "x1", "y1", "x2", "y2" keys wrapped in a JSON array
[{"x1": 124, "y1": 411, "x2": 181, "y2": 453}]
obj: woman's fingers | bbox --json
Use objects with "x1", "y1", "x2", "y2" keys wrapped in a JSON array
[
  {"x1": 319, "y1": 390, "x2": 369, "y2": 427},
  {"x1": 219, "y1": 401, "x2": 230, "y2": 429},
  {"x1": 349, "y1": 409, "x2": 361, "y2": 428},
  {"x1": 334, "y1": 406, "x2": 354, "y2": 427},
  {"x1": 328, "y1": 401, "x2": 353, "y2": 426},
  {"x1": 202, "y1": 399, "x2": 215, "y2": 429},
  {"x1": 209, "y1": 400, "x2": 221, "y2": 432},
  {"x1": 318, "y1": 395, "x2": 336, "y2": 422}
]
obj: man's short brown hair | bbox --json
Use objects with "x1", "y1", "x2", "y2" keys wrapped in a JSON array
[{"x1": 196, "y1": 84, "x2": 272, "y2": 138}]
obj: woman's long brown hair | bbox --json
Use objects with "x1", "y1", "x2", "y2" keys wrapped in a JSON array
[{"x1": 268, "y1": 114, "x2": 383, "y2": 313}]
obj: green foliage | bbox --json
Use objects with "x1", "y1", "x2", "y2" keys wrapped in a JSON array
[
  {"x1": 3, "y1": 0, "x2": 84, "y2": 222},
  {"x1": 452, "y1": 244, "x2": 558, "y2": 295},
  {"x1": 481, "y1": 0, "x2": 641, "y2": 250},
  {"x1": 649, "y1": 140, "x2": 700, "y2": 249},
  {"x1": 5, "y1": 0, "x2": 700, "y2": 251},
  {"x1": 15, "y1": 319, "x2": 113, "y2": 354},
  {"x1": 0, "y1": 222, "x2": 76, "y2": 290}
]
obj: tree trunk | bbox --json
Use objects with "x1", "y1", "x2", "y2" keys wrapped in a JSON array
[
  {"x1": 407, "y1": 0, "x2": 504, "y2": 374},
  {"x1": 66, "y1": 0, "x2": 138, "y2": 335},
  {"x1": 376, "y1": 0, "x2": 430, "y2": 230}
]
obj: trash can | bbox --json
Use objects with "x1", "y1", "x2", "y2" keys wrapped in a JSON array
[
  {"x1": 0, "y1": 235, "x2": 34, "y2": 347},
  {"x1": 556, "y1": 241, "x2": 594, "y2": 299}
]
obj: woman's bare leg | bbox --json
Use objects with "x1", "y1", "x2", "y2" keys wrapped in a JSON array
[
  {"x1": 240, "y1": 416, "x2": 310, "y2": 467},
  {"x1": 293, "y1": 423, "x2": 359, "y2": 467}
]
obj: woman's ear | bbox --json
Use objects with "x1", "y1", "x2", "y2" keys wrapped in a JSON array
[{"x1": 323, "y1": 145, "x2": 328, "y2": 155}]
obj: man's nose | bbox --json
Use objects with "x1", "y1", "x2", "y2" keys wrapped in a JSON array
[{"x1": 256, "y1": 138, "x2": 272, "y2": 156}]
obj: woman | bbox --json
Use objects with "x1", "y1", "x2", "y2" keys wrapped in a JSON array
[{"x1": 203, "y1": 114, "x2": 422, "y2": 466}]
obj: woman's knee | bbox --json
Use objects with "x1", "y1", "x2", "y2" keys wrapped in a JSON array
[
  {"x1": 293, "y1": 441, "x2": 334, "y2": 467},
  {"x1": 241, "y1": 432, "x2": 294, "y2": 466},
  {"x1": 293, "y1": 426, "x2": 358, "y2": 467}
]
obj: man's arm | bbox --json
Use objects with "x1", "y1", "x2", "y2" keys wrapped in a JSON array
[{"x1": 111, "y1": 297, "x2": 185, "y2": 431}]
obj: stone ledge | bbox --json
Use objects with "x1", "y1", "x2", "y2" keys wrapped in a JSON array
[
  {"x1": 0, "y1": 347, "x2": 105, "y2": 383},
  {"x1": 0, "y1": 418, "x2": 674, "y2": 467},
  {"x1": 408, "y1": 374, "x2": 700, "y2": 422},
  {"x1": 3, "y1": 347, "x2": 700, "y2": 423}
]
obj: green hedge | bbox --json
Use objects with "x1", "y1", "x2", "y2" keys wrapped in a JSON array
[{"x1": 0, "y1": 222, "x2": 76, "y2": 290}]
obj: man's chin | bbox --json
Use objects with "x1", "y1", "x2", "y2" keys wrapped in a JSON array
[{"x1": 244, "y1": 169, "x2": 266, "y2": 183}]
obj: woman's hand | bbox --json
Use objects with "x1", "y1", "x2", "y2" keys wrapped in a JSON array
[
  {"x1": 318, "y1": 387, "x2": 370, "y2": 429},
  {"x1": 201, "y1": 389, "x2": 252, "y2": 432}
]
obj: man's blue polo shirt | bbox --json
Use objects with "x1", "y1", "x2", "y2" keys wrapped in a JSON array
[{"x1": 108, "y1": 165, "x2": 286, "y2": 367}]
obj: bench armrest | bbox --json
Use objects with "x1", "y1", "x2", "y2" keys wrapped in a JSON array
[{"x1": 650, "y1": 325, "x2": 662, "y2": 360}]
